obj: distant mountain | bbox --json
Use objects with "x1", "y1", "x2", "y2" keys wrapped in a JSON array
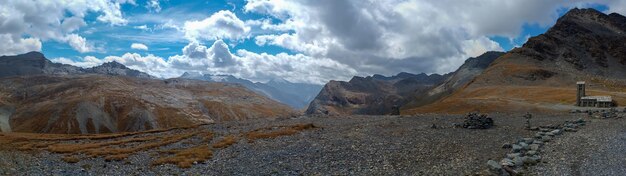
[
  {"x1": 0, "y1": 51, "x2": 155, "y2": 79},
  {"x1": 0, "y1": 51, "x2": 85, "y2": 77},
  {"x1": 305, "y1": 72, "x2": 448, "y2": 115},
  {"x1": 180, "y1": 73, "x2": 322, "y2": 109},
  {"x1": 402, "y1": 51, "x2": 504, "y2": 109},
  {"x1": 404, "y1": 8, "x2": 626, "y2": 114},
  {"x1": 0, "y1": 52, "x2": 296, "y2": 134},
  {"x1": 85, "y1": 61, "x2": 155, "y2": 79},
  {"x1": 0, "y1": 75, "x2": 294, "y2": 134}
]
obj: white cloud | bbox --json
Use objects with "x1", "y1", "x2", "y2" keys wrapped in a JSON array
[
  {"x1": 168, "y1": 40, "x2": 237, "y2": 70},
  {"x1": 131, "y1": 43, "x2": 149, "y2": 50},
  {"x1": 58, "y1": 39, "x2": 356, "y2": 84},
  {"x1": 183, "y1": 10, "x2": 251, "y2": 41},
  {"x1": 66, "y1": 34, "x2": 92, "y2": 53},
  {"x1": 50, "y1": 56, "x2": 104, "y2": 68},
  {"x1": 134, "y1": 25, "x2": 150, "y2": 31},
  {"x1": 146, "y1": 0, "x2": 162, "y2": 13},
  {"x1": 243, "y1": 0, "x2": 621, "y2": 76},
  {"x1": 103, "y1": 53, "x2": 173, "y2": 77},
  {"x1": 52, "y1": 53, "x2": 175, "y2": 78},
  {"x1": 11, "y1": 0, "x2": 626, "y2": 85},
  {"x1": 0, "y1": 34, "x2": 42, "y2": 56},
  {"x1": 0, "y1": 0, "x2": 133, "y2": 55},
  {"x1": 168, "y1": 40, "x2": 355, "y2": 84}
]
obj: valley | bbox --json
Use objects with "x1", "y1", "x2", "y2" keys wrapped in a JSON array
[{"x1": 1, "y1": 3, "x2": 626, "y2": 175}]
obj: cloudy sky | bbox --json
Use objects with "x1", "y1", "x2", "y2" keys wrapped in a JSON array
[{"x1": 1, "y1": 0, "x2": 625, "y2": 84}]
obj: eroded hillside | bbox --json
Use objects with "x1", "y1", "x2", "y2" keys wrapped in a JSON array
[{"x1": 0, "y1": 75, "x2": 294, "y2": 133}]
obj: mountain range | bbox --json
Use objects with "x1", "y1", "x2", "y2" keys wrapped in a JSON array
[
  {"x1": 306, "y1": 72, "x2": 448, "y2": 115},
  {"x1": 403, "y1": 8, "x2": 626, "y2": 114},
  {"x1": 0, "y1": 52, "x2": 294, "y2": 134},
  {"x1": 179, "y1": 72, "x2": 322, "y2": 109},
  {"x1": 1, "y1": 7, "x2": 625, "y2": 133},
  {"x1": 0, "y1": 51, "x2": 154, "y2": 79}
]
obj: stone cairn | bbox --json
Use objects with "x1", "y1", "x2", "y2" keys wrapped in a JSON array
[
  {"x1": 462, "y1": 112, "x2": 494, "y2": 129},
  {"x1": 487, "y1": 117, "x2": 587, "y2": 175},
  {"x1": 523, "y1": 113, "x2": 532, "y2": 130}
]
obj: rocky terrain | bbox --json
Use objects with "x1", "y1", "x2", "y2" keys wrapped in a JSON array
[
  {"x1": 0, "y1": 75, "x2": 293, "y2": 133},
  {"x1": 306, "y1": 72, "x2": 447, "y2": 115},
  {"x1": 1, "y1": 112, "x2": 624, "y2": 175},
  {"x1": 180, "y1": 72, "x2": 322, "y2": 109},
  {"x1": 0, "y1": 75, "x2": 294, "y2": 134},
  {"x1": 0, "y1": 52, "x2": 296, "y2": 134},
  {"x1": 404, "y1": 8, "x2": 626, "y2": 114},
  {"x1": 403, "y1": 51, "x2": 504, "y2": 109}
]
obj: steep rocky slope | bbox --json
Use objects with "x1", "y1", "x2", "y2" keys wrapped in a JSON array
[
  {"x1": 404, "y1": 8, "x2": 626, "y2": 114},
  {"x1": 0, "y1": 75, "x2": 294, "y2": 134},
  {"x1": 402, "y1": 51, "x2": 504, "y2": 109},
  {"x1": 306, "y1": 72, "x2": 447, "y2": 115},
  {"x1": 180, "y1": 73, "x2": 322, "y2": 109},
  {"x1": 0, "y1": 52, "x2": 84, "y2": 77}
]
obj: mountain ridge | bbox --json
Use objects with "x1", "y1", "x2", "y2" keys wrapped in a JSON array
[
  {"x1": 179, "y1": 72, "x2": 322, "y2": 109},
  {"x1": 403, "y1": 8, "x2": 626, "y2": 114},
  {"x1": 0, "y1": 51, "x2": 155, "y2": 79},
  {"x1": 305, "y1": 72, "x2": 448, "y2": 115}
]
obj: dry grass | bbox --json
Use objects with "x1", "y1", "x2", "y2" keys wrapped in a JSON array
[
  {"x1": 47, "y1": 136, "x2": 158, "y2": 153},
  {"x1": 211, "y1": 135, "x2": 237, "y2": 148},
  {"x1": 245, "y1": 123, "x2": 316, "y2": 141},
  {"x1": 1, "y1": 123, "x2": 319, "y2": 169},
  {"x1": 152, "y1": 145, "x2": 213, "y2": 168},
  {"x1": 201, "y1": 131, "x2": 214, "y2": 142},
  {"x1": 83, "y1": 132, "x2": 198, "y2": 159},
  {"x1": 403, "y1": 85, "x2": 626, "y2": 114},
  {"x1": 62, "y1": 156, "x2": 80, "y2": 163},
  {"x1": 1, "y1": 124, "x2": 204, "y2": 142}
]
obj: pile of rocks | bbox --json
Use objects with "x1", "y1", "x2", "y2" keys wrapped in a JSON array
[
  {"x1": 591, "y1": 108, "x2": 622, "y2": 119},
  {"x1": 462, "y1": 112, "x2": 494, "y2": 129},
  {"x1": 487, "y1": 118, "x2": 586, "y2": 175},
  {"x1": 570, "y1": 109, "x2": 624, "y2": 118}
]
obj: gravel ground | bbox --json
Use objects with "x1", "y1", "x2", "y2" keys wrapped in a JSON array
[
  {"x1": 528, "y1": 117, "x2": 626, "y2": 176},
  {"x1": 0, "y1": 113, "x2": 622, "y2": 175}
]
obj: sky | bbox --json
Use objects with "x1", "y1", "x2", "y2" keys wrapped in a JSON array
[{"x1": 0, "y1": 0, "x2": 624, "y2": 85}]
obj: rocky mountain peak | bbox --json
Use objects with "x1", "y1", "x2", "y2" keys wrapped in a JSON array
[
  {"x1": 17, "y1": 51, "x2": 45, "y2": 59},
  {"x1": 561, "y1": 8, "x2": 605, "y2": 19},
  {"x1": 98, "y1": 61, "x2": 127, "y2": 69}
]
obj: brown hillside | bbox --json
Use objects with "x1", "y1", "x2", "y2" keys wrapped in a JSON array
[
  {"x1": 0, "y1": 75, "x2": 294, "y2": 134},
  {"x1": 403, "y1": 8, "x2": 626, "y2": 114}
]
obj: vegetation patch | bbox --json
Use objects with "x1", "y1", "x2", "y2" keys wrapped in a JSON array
[
  {"x1": 62, "y1": 156, "x2": 80, "y2": 163},
  {"x1": 245, "y1": 123, "x2": 316, "y2": 142},
  {"x1": 152, "y1": 145, "x2": 213, "y2": 168},
  {"x1": 83, "y1": 132, "x2": 198, "y2": 159},
  {"x1": 47, "y1": 136, "x2": 158, "y2": 153},
  {"x1": 212, "y1": 135, "x2": 237, "y2": 148}
]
